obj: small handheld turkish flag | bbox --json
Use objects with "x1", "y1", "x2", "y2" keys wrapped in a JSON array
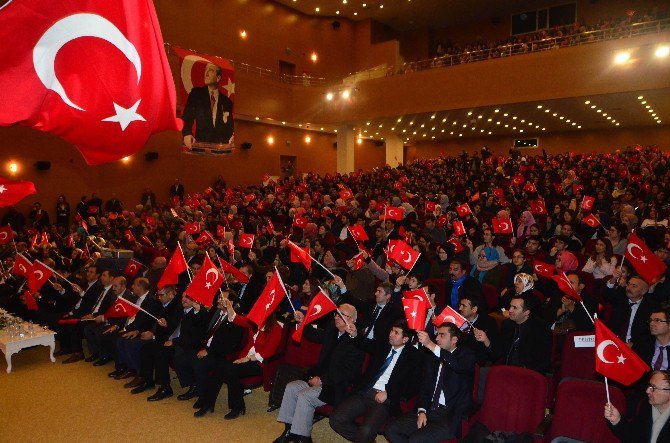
[
  {"x1": 582, "y1": 213, "x2": 600, "y2": 228},
  {"x1": 348, "y1": 225, "x2": 369, "y2": 242},
  {"x1": 433, "y1": 306, "x2": 466, "y2": 328},
  {"x1": 195, "y1": 231, "x2": 214, "y2": 245},
  {"x1": 455, "y1": 203, "x2": 472, "y2": 218},
  {"x1": 403, "y1": 288, "x2": 431, "y2": 306},
  {"x1": 530, "y1": 200, "x2": 547, "y2": 216},
  {"x1": 218, "y1": 257, "x2": 249, "y2": 284},
  {"x1": 352, "y1": 252, "x2": 365, "y2": 271},
  {"x1": 28, "y1": 259, "x2": 54, "y2": 293},
  {"x1": 0, "y1": 177, "x2": 37, "y2": 207},
  {"x1": 104, "y1": 297, "x2": 141, "y2": 319},
  {"x1": 523, "y1": 182, "x2": 537, "y2": 193},
  {"x1": 23, "y1": 290, "x2": 39, "y2": 311},
  {"x1": 437, "y1": 215, "x2": 449, "y2": 228},
  {"x1": 452, "y1": 220, "x2": 466, "y2": 237},
  {"x1": 384, "y1": 206, "x2": 403, "y2": 221},
  {"x1": 11, "y1": 254, "x2": 33, "y2": 278},
  {"x1": 247, "y1": 271, "x2": 287, "y2": 327},
  {"x1": 493, "y1": 188, "x2": 504, "y2": 198},
  {"x1": 266, "y1": 220, "x2": 275, "y2": 235},
  {"x1": 216, "y1": 225, "x2": 226, "y2": 239},
  {"x1": 595, "y1": 319, "x2": 649, "y2": 385},
  {"x1": 447, "y1": 237, "x2": 465, "y2": 253},
  {"x1": 124, "y1": 230, "x2": 136, "y2": 243},
  {"x1": 425, "y1": 201, "x2": 436, "y2": 213},
  {"x1": 288, "y1": 241, "x2": 312, "y2": 271},
  {"x1": 0, "y1": 0, "x2": 180, "y2": 165},
  {"x1": 581, "y1": 196, "x2": 596, "y2": 211},
  {"x1": 237, "y1": 233, "x2": 255, "y2": 249},
  {"x1": 388, "y1": 240, "x2": 420, "y2": 271},
  {"x1": 492, "y1": 218, "x2": 513, "y2": 235},
  {"x1": 402, "y1": 298, "x2": 427, "y2": 330},
  {"x1": 0, "y1": 225, "x2": 14, "y2": 245},
  {"x1": 532, "y1": 260, "x2": 555, "y2": 278},
  {"x1": 625, "y1": 233, "x2": 667, "y2": 284},
  {"x1": 184, "y1": 254, "x2": 222, "y2": 308},
  {"x1": 512, "y1": 174, "x2": 525, "y2": 186},
  {"x1": 184, "y1": 222, "x2": 200, "y2": 235},
  {"x1": 293, "y1": 215, "x2": 308, "y2": 229},
  {"x1": 292, "y1": 290, "x2": 337, "y2": 342},
  {"x1": 157, "y1": 245, "x2": 188, "y2": 289},
  {"x1": 339, "y1": 188, "x2": 353, "y2": 200},
  {"x1": 123, "y1": 258, "x2": 143, "y2": 278},
  {"x1": 551, "y1": 272, "x2": 582, "y2": 301}
]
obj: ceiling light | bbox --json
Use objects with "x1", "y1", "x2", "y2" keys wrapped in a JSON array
[
  {"x1": 503, "y1": 113, "x2": 509, "y2": 117},
  {"x1": 380, "y1": 4, "x2": 384, "y2": 8},
  {"x1": 496, "y1": 122, "x2": 501, "y2": 125},
  {"x1": 239, "y1": 30, "x2": 247, "y2": 39},
  {"x1": 646, "y1": 105, "x2": 651, "y2": 109},
  {"x1": 552, "y1": 113, "x2": 557, "y2": 116},
  {"x1": 641, "y1": 101, "x2": 647, "y2": 104},
  {"x1": 341, "y1": 89, "x2": 350, "y2": 99},
  {"x1": 362, "y1": 3, "x2": 366, "y2": 6},
  {"x1": 655, "y1": 46, "x2": 670, "y2": 58},
  {"x1": 452, "y1": 121, "x2": 457, "y2": 125},
  {"x1": 591, "y1": 105, "x2": 596, "y2": 109},
  {"x1": 478, "y1": 115, "x2": 483, "y2": 119},
  {"x1": 614, "y1": 51, "x2": 630, "y2": 64},
  {"x1": 336, "y1": 10, "x2": 340, "y2": 14},
  {"x1": 442, "y1": 118, "x2": 447, "y2": 123},
  {"x1": 494, "y1": 109, "x2": 500, "y2": 113},
  {"x1": 542, "y1": 128, "x2": 546, "y2": 131},
  {"x1": 504, "y1": 124, "x2": 509, "y2": 128},
  {"x1": 255, "y1": 116, "x2": 259, "y2": 120},
  {"x1": 430, "y1": 115, "x2": 436, "y2": 119},
  {"x1": 326, "y1": 92, "x2": 334, "y2": 101},
  {"x1": 357, "y1": 137, "x2": 362, "y2": 144},
  {"x1": 572, "y1": 122, "x2": 576, "y2": 126},
  {"x1": 342, "y1": 0, "x2": 347, "y2": 3},
  {"x1": 409, "y1": 121, "x2": 414, "y2": 125},
  {"x1": 420, "y1": 124, "x2": 425, "y2": 128},
  {"x1": 658, "y1": 120, "x2": 663, "y2": 124},
  {"x1": 366, "y1": 122, "x2": 370, "y2": 125},
  {"x1": 391, "y1": 127, "x2": 395, "y2": 130},
  {"x1": 616, "y1": 123, "x2": 620, "y2": 126},
  {"x1": 304, "y1": 136, "x2": 311, "y2": 143},
  {"x1": 537, "y1": 105, "x2": 543, "y2": 109},
  {"x1": 577, "y1": 125, "x2": 582, "y2": 128},
  {"x1": 566, "y1": 119, "x2": 570, "y2": 122},
  {"x1": 267, "y1": 136, "x2": 274, "y2": 145},
  {"x1": 638, "y1": 96, "x2": 644, "y2": 100},
  {"x1": 519, "y1": 129, "x2": 524, "y2": 133},
  {"x1": 353, "y1": 12, "x2": 357, "y2": 15},
  {"x1": 467, "y1": 111, "x2": 473, "y2": 116},
  {"x1": 315, "y1": 7, "x2": 320, "y2": 12},
  {"x1": 397, "y1": 118, "x2": 402, "y2": 122},
  {"x1": 584, "y1": 100, "x2": 590, "y2": 104},
  {"x1": 488, "y1": 131, "x2": 492, "y2": 134},
  {"x1": 281, "y1": 121, "x2": 286, "y2": 125},
  {"x1": 607, "y1": 116, "x2": 612, "y2": 120},
  {"x1": 544, "y1": 109, "x2": 550, "y2": 113}
]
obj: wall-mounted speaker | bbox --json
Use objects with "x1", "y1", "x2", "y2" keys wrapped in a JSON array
[
  {"x1": 145, "y1": 152, "x2": 159, "y2": 161},
  {"x1": 333, "y1": 142, "x2": 338, "y2": 148},
  {"x1": 34, "y1": 161, "x2": 51, "y2": 171},
  {"x1": 375, "y1": 140, "x2": 385, "y2": 147},
  {"x1": 331, "y1": 20, "x2": 341, "y2": 30},
  {"x1": 241, "y1": 142, "x2": 252, "y2": 150}
]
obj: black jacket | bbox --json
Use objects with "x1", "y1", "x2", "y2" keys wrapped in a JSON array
[
  {"x1": 459, "y1": 313, "x2": 499, "y2": 365},
  {"x1": 153, "y1": 297, "x2": 182, "y2": 342},
  {"x1": 181, "y1": 86, "x2": 234, "y2": 144},
  {"x1": 173, "y1": 308, "x2": 208, "y2": 350},
  {"x1": 486, "y1": 316, "x2": 552, "y2": 373},
  {"x1": 304, "y1": 323, "x2": 365, "y2": 406},
  {"x1": 604, "y1": 287, "x2": 657, "y2": 346},
  {"x1": 611, "y1": 402, "x2": 670, "y2": 443},
  {"x1": 202, "y1": 310, "x2": 245, "y2": 358},
  {"x1": 352, "y1": 337, "x2": 424, "y2": 416},
  {"x1": 124, "y1": 295, "x2": 162, "y2": 333}
]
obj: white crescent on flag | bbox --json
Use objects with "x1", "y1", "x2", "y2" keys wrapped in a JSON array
[
  {"x1": 443, "y1": 315, "x2": 456, "y2": 323},
  {"x1": 535, "y1": 264, "x2": 547, "y2": 273},
  {"x1": 310, "y1": 304, "x2": 322, "y2": 317},
  {"x1": 0, "y1": 232, "x2": 7, "y2": 240},
  {"x1": 500, "y1": 222, "x2": 509, "y2": 231},
  {"x1": 596, "y1": 339, "x2": 620, "y2": 364},
  {"x1": 129, "y1": 264, "x2": 137, "y2": 273},
  {"x1": 265, "y1": 289, "x2": 276, "y2": 310},
  {"x1": 114, "y1": 304, "x2": 127, "y2": 314},
  {"x1": 388, "y1": 209, "x2": 397, "y2": 217},
  {"x1": 18, "y1": 264, "x2": 26, "y2": 273},
  {"x1": 627, "y1": 243, "x2": 646, "y2": 262},
  {"x1": 400, "y1": 250, "x2": 412, "y2": 263},
  {"x1": 34, "y1": 270, "x2": 44, "y2": 281}
]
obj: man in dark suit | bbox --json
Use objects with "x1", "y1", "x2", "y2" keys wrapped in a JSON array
[
  {"x1": 173, "y1": 289, "x2": 245, "y2": 403},
  {"x1": 52, "y1": 264, "x2": 103, "y2": 357},
  {"x1": 182, "y1": 63, "x2": 234, "y2": 147},
  {"x1": 232, "y1": 264, "x2": 262, "y2": 315},
  {"x1": 122, "y1": 284, "x2": 182, "y2": 392},
  {"x1": 384, "y1": 322, "x2": 476, "y2": 442},
  {"x1": 604, "y1": 275, "x2": 657, "y2": 347},
  {"x1": 474, "y1": 294, "x2": 552, "y2": 373},
  {"x1": 105, "y1": 278, "x2": 162, "y2": 380},
  {"x1": 169, "y1": 179, "x2": 185, "y2": 202},
  {"x1": 274, "y1": 304, "x2": 365, "y2": 443},
  {"x1": 457, "y1": 292, "x2": 499, "y2": 365},
  {"x1": 330, "y1": 320, "x2": 423, "y2": 443},
  {"x1": 445, "y1": 259, "x2": 482, "y2": 309},
  {"x1": 146, "y1": 295, "x2": 208, "y2": 401}
]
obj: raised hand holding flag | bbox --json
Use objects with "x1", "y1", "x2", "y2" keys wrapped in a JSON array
[
  {"x1": 582, "y1": 213, "x2": 601, "y2": 228},
  {"x1": 157, "y1": 244, "x2": 188, "y2": 288},
  {"x1": 433, "y1": 305, "x2": 467, "y2": 328},
  {"x1": 347, "y1": 225, "x2": 369, "y2": 242},
  {"x1": 292, "y1": 290, "x2": 337, "y2": 342},
  {"x1": 595, "y1": 319, "x2": 649, "y2": 386}
]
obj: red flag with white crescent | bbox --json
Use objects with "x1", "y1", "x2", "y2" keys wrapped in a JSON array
[
  {"x1": 237, "y1": 233, "x2": 255, "y2": 249},
  {"x1": 292, "y1": 290, "x2": 337, "y2": 342},
  {"x1": 581, "y1": 196, "x2": 595, "y2": 211},
  {"x1": 529, "y1": 200, "x2": 547, "y2": 216},
  {"x1": 0, "y1": 0, "x2": 180, "y2": 165},
  {"x1": 104, "y1": 297, "x2": 141, "y2": 319},
  {"x1": 625, "y1": 233, "x2": 667, "y2": 284},
  {"x1": 551, "y1": 272, "x2": 582, "y2": 301},
  {"x1": 433, "y1": 305, "x2": 466, "y2": 328},
  {"x1": 123, "y1": 258, "x2": 143, "y2": 278},
  {"x1": 0, "y1": 178, "x2": 37, "y2": 207},
  {"x1": 384, "y1": 206, "x2": 403, "y2": 221},
  {"x1": 11, "y1": 254, "x2": 33, "y2": 278},
  {"x1": 288, "y1": 241, "x2": 312, "y2": 271},
  {"x1": 403, "y1": 288, "x2": 431, "y2": 306},
  {"x1": 455, "y1": 203, "x2": 472, "y2": 218},
  {"x1": 157, "y1": 245, "x2": 188, "y2": 289},
  {"x1": 218, "y1": 256, "x2": 249, "y2": 284},
  {"x1": 247, "y1": 271, "x2": 286, "y2": 327},
  {"x1": 0, "y1": 225, "x2": 14, "y2": 245},
  {"x1": 388, "y1": 240, "x2": 420, "y2": 271},
  {"x1": 492, "y1": 218, "x2": 513, "y2": 234},
  {"x1": 532, "y1": 260, "x2": 555, "y2": 278},
  {"x1": 184, "y1": 254, "x2": 222, "y2": 308},
  {"x1": 582, "y1": 213, "x2": 600, "y2": 228},
  {"x1": 28, "y1": 259, "x2": 54, "y2": 293},
  {"x1": 595, "y1": 319, "x2": 649, "y2": 385},
  {"x1": 452, "y1": 220, "x2": 466, "y2": 237},
  {"x1": 402, "y1": 298, "x2": 427, "y2": 330},
  {"x1": 348, "y1": 225, "x2": 369, "y2": 242}
]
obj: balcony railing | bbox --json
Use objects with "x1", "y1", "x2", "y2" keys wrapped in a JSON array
[{"x1": 350, "y1": 18, "x2": 670, "y2": 82}]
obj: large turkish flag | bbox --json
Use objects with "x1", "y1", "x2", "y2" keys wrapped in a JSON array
[{"x1": 0, "y1": 0, "x2": 180, "y2": 164}]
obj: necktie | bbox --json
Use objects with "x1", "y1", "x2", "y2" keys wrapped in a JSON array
[
  {"x1": 655, "y1": 346, "x2": 666, "y2": 370},
  {"x1": 363, "y1": 349, "x2": 396, "y2": 392},
  {"x1": 210, "y1": 91, "x2": 216, "y2": 113},
  {"x1": 91, "y1": 287, "x2": 109, "y2": 314},
  {"x1": 365, "y1": 305, "x2": 382, "y2": 336},
  {"x1": 205, "y1": 312, "x2": 225, "y2": 347},
  {"x1": 431, "y1": 363, "x2": 446, "y2": 409}
]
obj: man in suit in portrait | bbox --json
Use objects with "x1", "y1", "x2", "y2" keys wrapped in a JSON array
[{"x1": 182, "y1": 62, "x2": 234, "y2": 148}]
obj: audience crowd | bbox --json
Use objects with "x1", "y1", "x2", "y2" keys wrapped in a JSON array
[{"x1": 2, "y1": 144, "x2": 670, "y2": 441}]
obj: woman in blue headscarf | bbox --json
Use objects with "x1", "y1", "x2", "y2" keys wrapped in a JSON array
[{"x1": 470, "y1": 246, "x2": 503, "y2": 288}]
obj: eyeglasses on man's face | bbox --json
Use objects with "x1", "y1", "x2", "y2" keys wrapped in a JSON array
[
  {"x1": 647, "y1": 318, "x2": 670, "y2": 324},
  {"x1": 646, "y1": 383, "x2": 670, "y2": 392}
]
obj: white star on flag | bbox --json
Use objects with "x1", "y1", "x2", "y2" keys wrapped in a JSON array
[
  {"x1": 223, "y1": 78, "x2": 235, "y2": 96},
  {"x1": 205, "y1": 282, "x2": 212, "y2": 289},
  {"x1": 617, "y1": 354, "x2": 626, "y2": 364},
  {"x1": 640, "y1": 255, "x2": 648, "y2": 263},
  {"x1": 410, "y1": 311, "x2": 417, "y2": 318},
  {"x1": 0, "y1": 185, "x2": 6, "y2": 193},
  {"x1": 102, "y1": 100, "x2": 146, "y2": 131}
]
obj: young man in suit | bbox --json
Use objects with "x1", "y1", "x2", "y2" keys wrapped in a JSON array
[
  {"x1": 384, "y1": 322, "x2": 476, "y2": 442},
  {"x1": 604, "y1": 275, "x2": 657, "y2": 347},
  {"x1": 457, "y1": 292, "x2": 499, "y2": 365},
  {"x1": 274, "y1": 304, "x2": 365, "y2": 443},
  {"x1": 330, "y1": 320, "x2": 424, "y2": 443}
]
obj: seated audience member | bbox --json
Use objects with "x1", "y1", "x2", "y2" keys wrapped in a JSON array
[
  {"x1": 474, "y1": 294, "x2": 552, "y2": 373},
  {"x1": 146, "y1": 296, "x2": 208, "y2": 402},
  {"x1": 466, "y1": 228, "x2": 509, "y2": 266},
  {"x1": 502, "y1": 248, "x2": 533, "y2": 292},
  {"x1": 330, "y1": 320, "x2": 423, "y2": 443},
  {"x1": 604, "y1": 370, "x2": 670, "y2": 442},
  {"x1": 384, "y1": 323, "x2": 476, "y2": 442},
  {"x1": 106, "y1": 278, "x2": 162, "y2": 380},
  {"x1": 274, "y1": 304, "x2": 365, "y2": 443},
  {"x1": 470, "y1": 247, "x2": 503, "y2": 289},
  {"x1": 194, "y1": 297, "x2": 283, "y2": 419},
  {"x1": 445, "y1": 259, "x2": 482, "y2": 309},
  {"x1": 544, "y1": 272, "x2": 597, "y2": 334},
  {"x1": 604, "y1": 275, "x2": 657, "y2": 346},
  {"x1": 581, "y1": 237, "x2": 617, "y2": 279},
  {"x1": 457, "y1": 293, "x2": 499, "y2": 365},
  {"x1": 173, "y1": 289, "x2": 245, "y2": 404}
]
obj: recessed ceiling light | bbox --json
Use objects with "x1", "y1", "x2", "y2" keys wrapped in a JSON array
[
  {"x1": 577, "y1": 125, "x2": 581, "y2": 128},
  {"x1": 452, "y1": 121, "x2": 457, "y2": 125},
  {"x1": 552, "y1": 113, "x2": 557, "y2": 116},
  {"x1": 391, "y1": 127, "x2": 395, "y2": 130},
  {"x1": 353, "y1": 12, "x2": 357, "y2": 15},
  {"x1": 591, "y1": 105, "x2": 596, "y2": 109},
  {"x1": 442, "y1": 118, "x2": 447, "y2": 123},
  {"x1": 596, "y1": 109, "x2": 602, "y2": 113},
  {"x1": 641, "y1": 101, "x2": 647, "y2": 104},
  {"x1": 537, "y1": 105, "x2": 543, "y2": 109},
  {"x1": 566, "y1": 119, "x2": 570, "y2": 122},
  {"x1": 430, "y1": 115, "x2": 436, "y2": 119},
  {"x1": 655, "y1": 45, "x2": 670, "y2": 58},
  {"x1": 614, "y1": 51, "x2": 630, "y2": 64},
  {"x1": 467, "y1": 111, "x2": 473, "y2": 116},
  {"x1": 504, "y1": 124, "x2": 509, "y2": 128},
  {"x1": 496, "y1": 122, "x2": 501, "y2": 125},
  {"x1": 544, "y1": 109, "x2": 550, "y2": 113},
  {"x1": 494, "y1": 109, "x2": 500, "y2": 113},
  {"x1": 503, "y1": 113, "x2": 509, "y2": 117},
  {"x1": 638, "y1": 96, "x2": 644, "y2": 100},
  {"x1": 584, "y1": 100, "x2": 590, "y2": 104},
  {"x1": 409, "y1": 121, "x2": 414, "y2": 125},
  {"x1": 572, "y1": 122, "x2": 576, "y2": 125},
  {"x1": 559, "y1": 116, "x2": 565, "y2": 120},
  {"x1": 336, "y1": 10, "x2": 340, "y2": 14},
  {"x1": 420, "y1": 124, "x2": 425, "y2": 128}
]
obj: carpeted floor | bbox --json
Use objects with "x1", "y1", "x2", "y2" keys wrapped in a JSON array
[{"x1": 0, "y1": 346, "x2": 348, "y2": 442}]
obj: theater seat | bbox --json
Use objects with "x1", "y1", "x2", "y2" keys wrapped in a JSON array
[
  {"x1": 468, "y1": 365, "x2": 548, "y2": 436},
  {"x1": 425, "y1": 278, "x2": 447, "y2": 310},
  {"x1": 481, "y1": 284, "x2": 500, "y2": 310},
  {"x1": 240, "y1": 322, "x2": 292, "y2": 391},
  {"x1": 543, "y1": 379, "x2": 625, "y2": 443}
]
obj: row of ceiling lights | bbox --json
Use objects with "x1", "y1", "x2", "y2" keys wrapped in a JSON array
[
  {"x1": 537, "y1": 105, "x2": 582, "y2": 129},
  {"x1": 638, "y1": 95, "x2": 663, "y2": 124},
  {"x1": 299, "y1": 0, "x2": 394, "y2": 16},
  {"x1": 583, "y1": 100, "x2": 619, "y2": 126}
]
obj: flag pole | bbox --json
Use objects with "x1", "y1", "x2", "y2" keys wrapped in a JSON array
[
  {"x1": 579, "y1": 300, "x2": 595, "y2": 325},
  {"x1": 275, "y1": 266, "x2": 297, "y2": 314},
  {"x1": 604, "y1": 376, "x2": 611, "y2": 405},
  {"x1": 288, "y1": 240, "x2": 337, "y2": 279},
  {"x1": 178, "y1": 242, "x2": 193, "y2": 282},
  {"x1": 616, "y1": 254, "x2": 626, "y2": 286}
]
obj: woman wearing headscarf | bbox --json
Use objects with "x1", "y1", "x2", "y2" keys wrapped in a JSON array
[
  {"x1": 497, "y1": 272, "x2": 535, "y2": 312},
  {"x1": 470, "y1": 246, "x2": 503, "y2": 289},
  {"x1": 555, "y1": 250, "x2": 579, "y2": 273},
  {"x1": 516, "y1": 210, "x2": 536, "y2": 239},
  {"x1": 428, "y1": 243, "x2": 455, "y2": 279}
]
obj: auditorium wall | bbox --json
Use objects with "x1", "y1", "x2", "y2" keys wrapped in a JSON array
[{"x1": 404, "y1": 124, "x2": 670, "y2": 161}]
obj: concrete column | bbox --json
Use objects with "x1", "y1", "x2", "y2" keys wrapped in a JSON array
[
  {"x1": 336, "y1": 125, "x2": 355, "y2": 174},
  {"x1": 385, "y1": 134, "x2": 404, "y2": 167}
]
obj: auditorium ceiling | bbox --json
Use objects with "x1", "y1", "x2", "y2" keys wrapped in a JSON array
[{"x1": 273, "y1": 0, "x2": 564, "y2": 31}]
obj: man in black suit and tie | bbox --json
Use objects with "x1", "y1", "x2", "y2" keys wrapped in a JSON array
[
  {"x1": 146, "y1": 295, "x2": 208, "y2": 401},
  {"x1": 169, "y1": 179, "x2": 185, "y2": 202},
  {"x1": 330, "y1": 320, "x2": 424, "y2": 443},
  {"x1": 123, "y1": 284, "x2": 182, "y2": 392},
  {"x1": 173, "y1": 289, "x2": 245, "y2": 403},
  {"x1": 105, "y1": 278, "x2": 162, "y2": 380},
  {"x1": 604, "y1": 275, "x2": 657, "y2": 347},
  {"x1": 457, "y1": 292, "x2": 499, "y2": 365},
  {"x1": 384, "y1": 322, "x2": 476, "y2": 442},
  {"x1": 232, "y1": 264, "x2": 262, "y2": 315},
  {"x1": 182, "y1": 62, "x2": 234, "y2": 148}
]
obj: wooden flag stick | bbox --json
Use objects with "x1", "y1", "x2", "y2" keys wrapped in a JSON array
[
  {"x1": 604, "y1": 376, "x2": 611, "y2": 405},
  {"x1": 275, "y1": 266, "x2": 297, "y2": 314},
  {"x1": 579, "y1": 300, "x2": 595, "y2": 325}
]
